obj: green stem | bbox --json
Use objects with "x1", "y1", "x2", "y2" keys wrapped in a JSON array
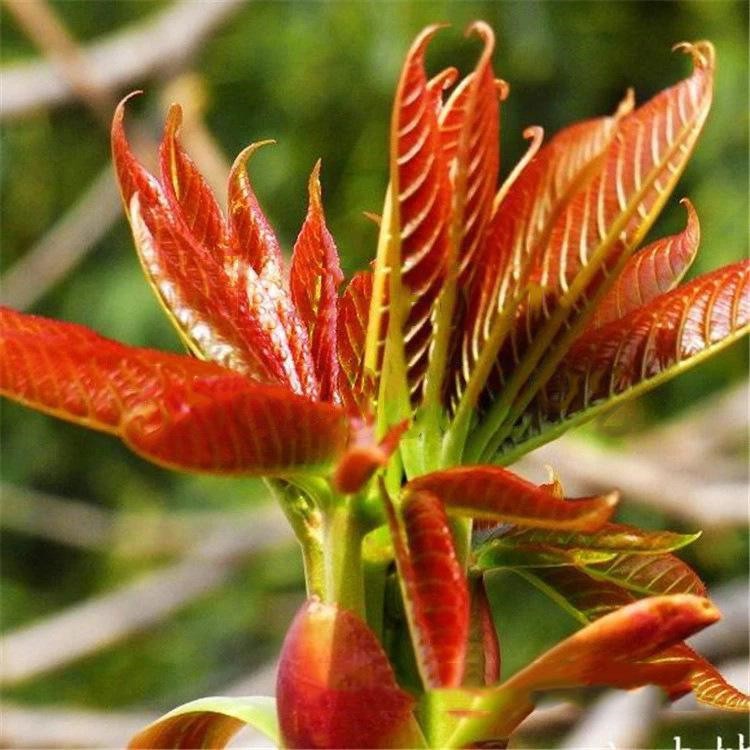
[{"x1": 321, "y1": 497, "x2": 366, "y2": 616}]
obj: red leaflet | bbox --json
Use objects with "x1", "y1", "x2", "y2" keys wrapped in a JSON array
[
  {"x1": 529, "y1": 261, "x2": 750, "y2": 428},
  {"x1": 290, "y1": 162, "x2": 344, "y2": 402},
  {"x1": 0, "y1": 308, "x2": 349, "y2": 475},
  {"x1": 383, "y1": 488, "x2": 469, "y2": 688},
  {"x1": 591, "y1": 199, "x2": 700, "y2": 328},
  {"x1": 337, "y1": 272, "x2": 374, "y2": 413},
  {"x1": 227, "y1": 142, "x2": 286, "y2": 282},
  {"x1": 113, "y1": 99, "x2": 297, "y2": 387},
  {"x1": 392, "y1": 25, "x2": 451, "y2": 296},
  {"x1": 333, "y1": 419, "x2": 407, "y2": 494},
  {"x1": 383, "y1": 24, "x2": 452, "y2": 399},
  {"x1": 445, "y1": 23, "x2": 500, "y2": 282},
  {"x1": 464, "y1": 574, "x2": 500, "y2": 686},
  {"x1": 407, "y1": 466, "x2": 617, "y2": 531},
  {"x1": 536, "y1": 43, "x2": 714, "y2": 295},
  {"x1": 452, "y1": 99, "x2": 628, "y2": 409},
  {"x1": 159, "y1": 104, "x2": 228, "y2": 260},
  {"x1": 227, "y1": 144, "x2": 319, "y2": 399},
  {"x1": 276, "y1": 598, "x2": 418, "y2": 750}
]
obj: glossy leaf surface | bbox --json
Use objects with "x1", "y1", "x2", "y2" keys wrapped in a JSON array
[
  {"x1": 128, "y1": 696, "x2": 278, "y2": 749},
  {"x1": 464, "y1": 574, "x2": 500, "y2": 686},
  {"x1": 407, "y1": 466, "x2": 617, "y2": 531},
  {"x1": 384, "y1": 488, "x2": 469, "y2": 688},
  {"x1": 276, "y1": 598, "x2": 422, "y2": 749},
  {"x1": 0, "y1": 308, "x2": 350, "y2": 475}
]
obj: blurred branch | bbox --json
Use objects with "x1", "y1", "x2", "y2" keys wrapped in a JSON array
[
  {"x1": 3, "y1": 0, "x2": 115, "y2": 124},
  {"x1": 0, "y1": 482, "x2": 291, "y2": 558},
  {"x1": 0, "y1": 167, "x2": 123, "y2": 310},
  {"x1": 0, "y1": 503, "x2": 289, "y2": 686},
  {"x1": 1, "y1": 0, "x2": 246, "y2": 121}
]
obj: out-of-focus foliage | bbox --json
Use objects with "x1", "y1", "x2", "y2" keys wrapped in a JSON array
[{"x1": 0, "y1": 1, "x2": 746, "y2": 746}]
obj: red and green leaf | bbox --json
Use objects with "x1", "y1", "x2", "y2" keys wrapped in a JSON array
[
  {"x1": 365, "y1": 25, "x2": 451, "y2": 401},
  {"x1": 276, "y1": 598, "x2": 423, "y2": 749},
  {"x1": 496, "y1": 522, "x2": 700, "y2": 555},
  {"x1": 128, "y1": 696, "x2": 278, "y2": 749},
  {"x1": 0, "y1": 308, "x2": 351, "y2": 476},
  {"x1": 290, "y1": 162, "x2": 344, "y2": 402},
  {"x1": 407, "y1": 466, "x2": 618, "y2": 531},
  {"x1": 383, "y1": 487, "x2": 469, "y2": 688},
  {"x1": 502, "y1": 260, "x2": 750, "y2": 460},
  {"x1": 518, "y1": 567, "x2": 749, "y2": 711},
  {"x1": 503, "y1": 594, "x2": 718, "y2": 693},
  {"x1": 449, "y1": 94, "x2": 631, "y2": 420}
]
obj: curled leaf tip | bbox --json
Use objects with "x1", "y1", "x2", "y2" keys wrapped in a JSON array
[
  {"x1": 307, "y1": 159, "x2": 323, "y2": 210},
  {"x1": 428, "y1": 66, "x2": 460, "y2": 93},
  {"x1": 164, "y1": 102, "x2": 183, "y2": 134},
  {"x1": 496, "y1": 78, "x2": 510, "y2": 101},
  {"x1": 673, "y1": 40, "x2": 715, "y2": 70},
  {"x1": 465, "y1": 20, "x2": 495, "y2": 50},
  {"x1": 615, "y1": 87, "x2": 635, "y2": 118}
]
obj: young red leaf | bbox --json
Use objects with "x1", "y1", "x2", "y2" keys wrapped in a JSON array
[
  {"x1": 333, "y1": 418, "x2": 407, "y2": 494},
  {"x1": 470, "y1": 43, "x2": 716, "y2": 461},
  {"x1": 128, "y1": 696, "x2": 278, "y2": 749},
  {"x1": 337, "y1": 271, "x2": 375, "y2": 413},
  {"x1": 290, "y1": 162, "x2": 344, "y2": 402},
  {"x1": 159, "y1": 103, "x2": 229, "y2": 260},
  {"x1": 668, "y1": 644, "x2": 750, "y2": 711},
  {"x1": 449, "y1": 94, "x2": 630, "y2": 418},
  {"x1": 520, "y1": 569, "x2": 749, "y2": 711},
  {"x1": 444, "y1": 23, "x2": 500, "y2": 282},
  {"x1": 383, "y1": 487, "x2": 469, "y2": 689},
  {"x1": 227, "y1": 141, "x2": 286, "y2": 282},
  {"x1": 113, "y1": 100, "x2": 299, "y2": 387},
  {"x1": 590, "y1": 198, "x2": 700, "y2": 328},
  {"x1": 276, "y1": 598, "x2": 422, "y2": 749},
  {"x1": 366, "y1": 25, "x2": 452, "y2": 400},
  {"x1": 464, "y1": 574, "x2": 500, "y2": 686},
  {"x1": 0, "y1": 308, "x2": 350, "y2": 475},
  {"x1": 227, "y1": 143, "x2": 319, "y2": 399},
  {"x1": 407, "y1": 466, "x2": 618, "y2": 531},
  {"x1": 506, "y1": 260, "x2": 750, "y2": 458}
]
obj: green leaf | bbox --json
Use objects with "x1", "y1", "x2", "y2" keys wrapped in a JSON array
[
  {"x1": 128, "y1": 696, "x2": 278, "y2": 749},
  {"x1": 475, "y1": 540, "x2": 616, "y2": 569},
  {"x1": 495, "y1": 523, "x2": 701, "y2": 555}
]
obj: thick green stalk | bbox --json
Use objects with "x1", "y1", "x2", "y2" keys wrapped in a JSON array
[{"x1": 321, "y1": 496, "x2": 366, "y2": 617}]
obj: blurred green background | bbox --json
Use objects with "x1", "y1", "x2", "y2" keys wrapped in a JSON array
[{"x1": 1, "y1": 1, "x2": 747, "y2": 747}]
